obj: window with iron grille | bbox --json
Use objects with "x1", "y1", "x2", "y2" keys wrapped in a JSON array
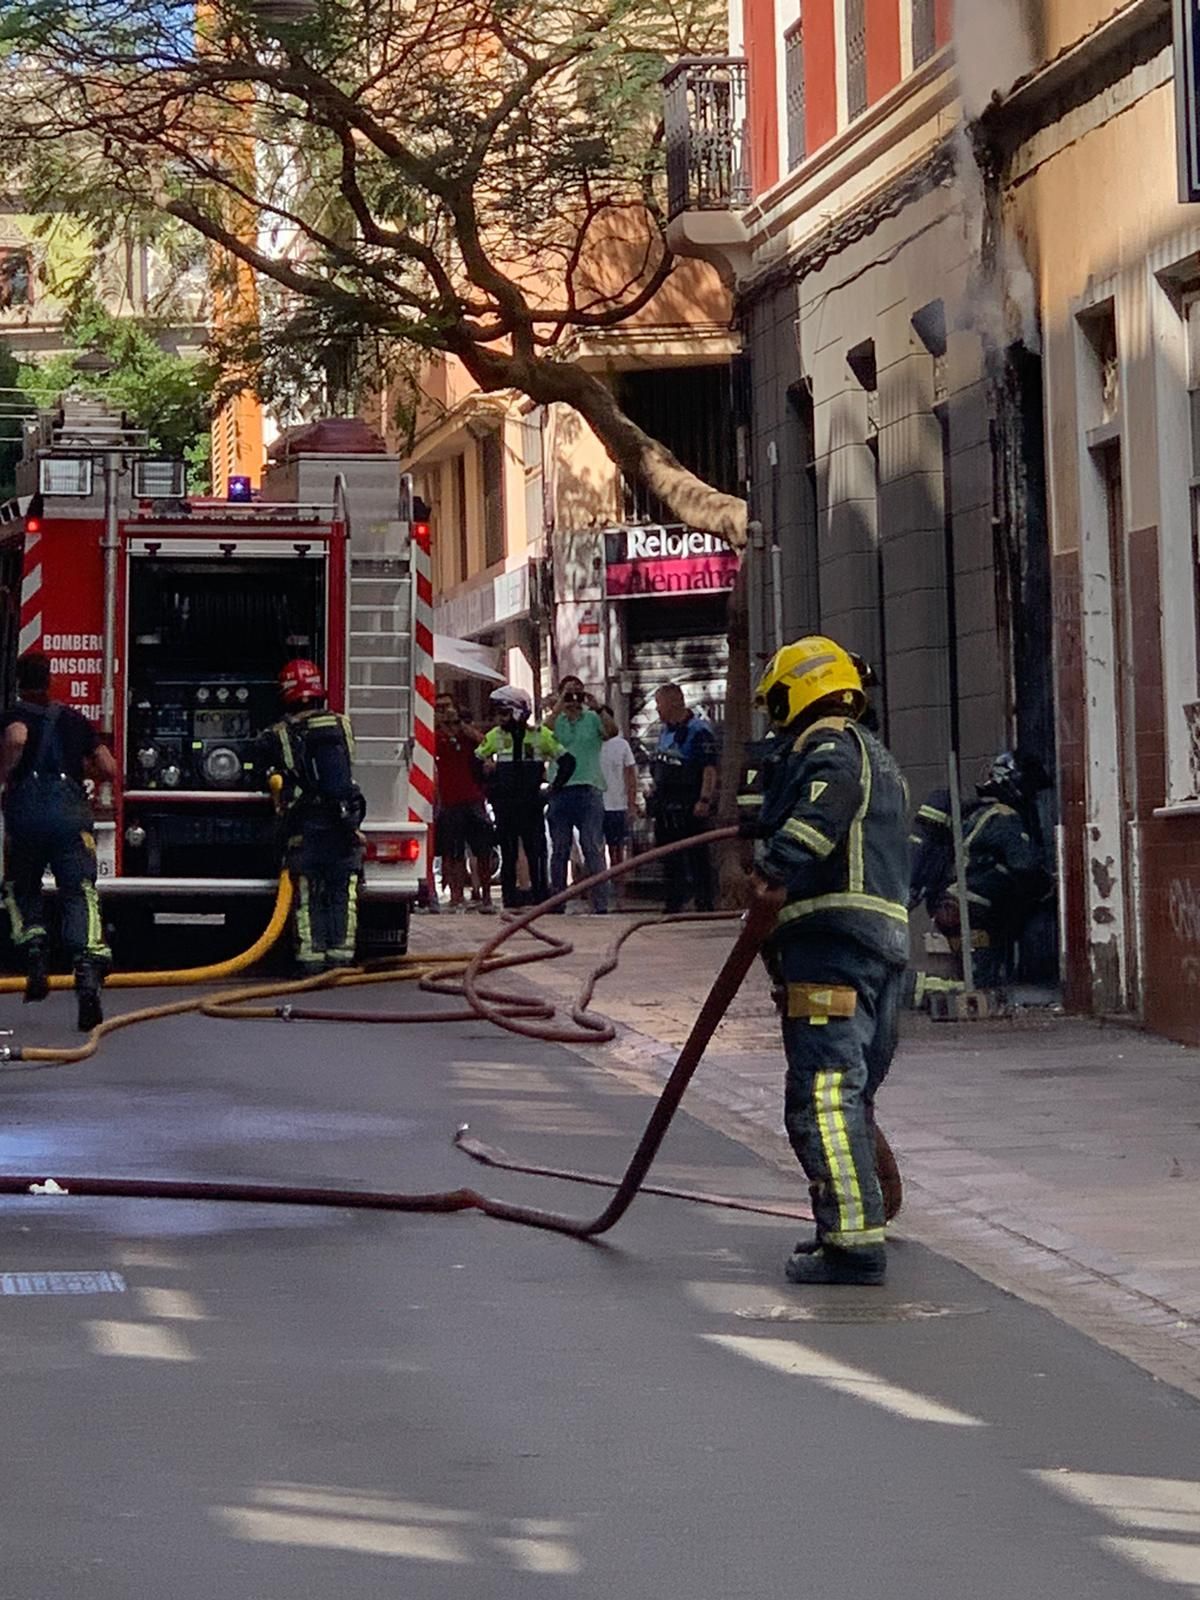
[
  {"x1": 912, "y1": 0, "x2": 936, "y2": 66},
  {"x1": 481, "y1": 430, "x2": 505, "y2": 569},
  {"x1": 785, "y1": 18, "x2": 806, "y2": 170},
  {"x1": 845, "y1": 0, "x2": 867, "y2": 120}
]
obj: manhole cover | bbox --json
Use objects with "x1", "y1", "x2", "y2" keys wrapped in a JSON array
[
  {"x1": 734, "y1": 1301, "x2": 985, "y2": 1324},
  {"x1": 1, "y1": 1271, "x2": 126, "y2": 1296}
]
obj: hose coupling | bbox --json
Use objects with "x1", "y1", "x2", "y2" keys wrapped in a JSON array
[
  {"x1": 0, "y1": 1044, "x2": 18, "y2": 1062},
  {"x1": 278, "y1": 1004, "x2": 294, "y2": 1021}
]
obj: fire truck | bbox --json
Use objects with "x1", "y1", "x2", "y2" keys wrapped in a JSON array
[{"x1": 0, "y1": 400, "x2": 429, "y2": 962}]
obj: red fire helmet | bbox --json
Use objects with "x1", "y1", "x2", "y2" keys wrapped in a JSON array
[{"x1": 279, "y1": 659, "x2": 325, "y2": 705}]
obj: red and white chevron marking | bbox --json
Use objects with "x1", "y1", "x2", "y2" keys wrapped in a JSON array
[
  {"x1": 19, "y1": 529, "x2": 43, "y2": 655},
  {"x1": 408, "y1": 523, "x2": 436, "y2": 826}
]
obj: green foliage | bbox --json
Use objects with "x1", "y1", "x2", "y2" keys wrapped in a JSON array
[{"x1": 12, "y1": 304, "x2": 216, "y2": 490}]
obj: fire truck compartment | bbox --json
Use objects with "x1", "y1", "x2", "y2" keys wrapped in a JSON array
[{"x1": 125, "y1": 556, "x2": 326, "y2": 795}]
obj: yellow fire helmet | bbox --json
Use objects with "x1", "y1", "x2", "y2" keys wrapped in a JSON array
[{"x1": 755, "y1": 635, "x2": 866, "y2": 729}]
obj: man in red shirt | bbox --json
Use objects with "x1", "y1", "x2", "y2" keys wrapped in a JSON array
[{"x1": 435, "y1": 693, "x2": 495, "y2": 910}]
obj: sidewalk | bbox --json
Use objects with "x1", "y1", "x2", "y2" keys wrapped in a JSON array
[{"x1": 412, "y1": 909, "x2": 1200, "y2": 1397}]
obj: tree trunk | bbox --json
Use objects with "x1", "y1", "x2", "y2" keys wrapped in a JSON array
[
  {"x1": 455, "y1": 339, "x2": 756, "y2": 906},
  {"x1": 456, "y1": 344, "x2": 749, "y2": 547}
]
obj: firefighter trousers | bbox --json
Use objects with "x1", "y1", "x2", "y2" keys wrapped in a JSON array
[
  {"x1": 771, "y1": 936, "x2": 904, "y2": 1251},
  {"x1": 287, "y1": 817, "x2": 363, "y2": 973},
  {"x1": 3, "y1": 788, "x2": 110, "y2": 972}
]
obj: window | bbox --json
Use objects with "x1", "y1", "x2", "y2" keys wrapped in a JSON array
[
  {"x1": 522, "y1": 407, "x2": 545, "y2": 548},
  {"x1": 481, "y1": 429, "x2": 506, "y2": 568},
  {"x1": 912, "y1": 0, "x2": 936, "y2": 66},
  {"x1": 453, "y1": 453, "x2": 469, "y2": 582},
  {"x1": 845, "y1": 0, "x2": 867, "y2": 120},
  {"x1": 0, "y1": 249, "x2": 32, "y2": 310},
  {"x1": 785, "y1": 17, "x2": 807, "y2": 170}
]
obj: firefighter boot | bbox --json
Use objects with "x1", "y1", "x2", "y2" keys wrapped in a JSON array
[
  {"x1": 785, "y1": 1244, "x2": 887, "y2": 1287},
  {"x1": 24, "y1": 941, "x2": 49, "y2": 1005},
  {"x1": 74, "y1": 962, "x2": 104, "y2": 1033}
]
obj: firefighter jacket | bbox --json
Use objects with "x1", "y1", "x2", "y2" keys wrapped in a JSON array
[
  {"x1": 751, "y1": 717, "x2": 911, "y2": 967},
  {"x1": 954, "y1": 798, "x2": 1052, "y2": 929},
  {"x1": 262, "y1": 708, "x2": 365, "y2": 828},
  {"x1": 908, "y1": 787, "x2": 954, "y2": 914}
]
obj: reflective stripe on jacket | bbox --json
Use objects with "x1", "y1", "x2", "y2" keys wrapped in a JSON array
[{"x1": 756, "y1": 717, "x2": 911, "y2": 967}]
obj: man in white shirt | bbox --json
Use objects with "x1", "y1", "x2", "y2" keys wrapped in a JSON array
[{"x1": 599, "y1": 705, "x2": 639, "y2": 869}]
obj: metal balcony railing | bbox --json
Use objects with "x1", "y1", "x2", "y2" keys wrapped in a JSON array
[{"x1": 663, "y1": 57, "x2": 751, "y2": 220}]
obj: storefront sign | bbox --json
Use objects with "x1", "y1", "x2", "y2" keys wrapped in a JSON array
[
  {"x1": 604, "y1": 525, "x2": 739, "y2": 599},
  {"x1": 435, "y1": 561, "x2": 530, "y2": 640}
]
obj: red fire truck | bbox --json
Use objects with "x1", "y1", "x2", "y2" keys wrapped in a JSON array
[{"x1": 0, "y1": 400, "x2": 429, "y2": 962}]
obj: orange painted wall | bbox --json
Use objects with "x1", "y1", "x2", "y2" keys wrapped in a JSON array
[
  {"x1": 804, "y1": 0, "x2": 838, "y2": 154},
  {"x1": 744, "y1": 0, "x2": 779, "y2": 194},
  {"x1": 867, "y1": 0, "x2": 902, "y2": 104}
]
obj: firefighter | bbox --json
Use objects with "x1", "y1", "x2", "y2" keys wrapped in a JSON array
[
  {"x1": 744, "y1": 636, "x2": 910, "y2": 1287},
  {"x1": 0, "y1": 651, "x2": 116, "y2": 1030},
  {"x1": 261, "y1": 659, "x2": 365, "y2": 975},
  {"x1": 475, "y1": 686, "x2": 574, "y2": 909},
  {"x1": 909, "y1": 753, "x2": 1053, "y2": 995}
]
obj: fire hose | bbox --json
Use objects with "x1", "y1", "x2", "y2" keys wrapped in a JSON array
[{"x1": 0, "y1": 827, "x2": 902, "y2": 1238}]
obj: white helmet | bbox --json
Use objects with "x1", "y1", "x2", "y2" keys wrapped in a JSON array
[{"x1": 489, "y1": 684, "x2": 532, "y2": 719}]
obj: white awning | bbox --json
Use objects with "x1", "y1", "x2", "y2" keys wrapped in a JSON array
[{"x1": 434, "y1": 633, "x2": 505, "y2": 682}]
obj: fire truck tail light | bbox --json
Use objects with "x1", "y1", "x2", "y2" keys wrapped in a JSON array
[
  {"x1": 365, "y1": 836, "x2": 421, "y2": 864},
  {"x1": 25, "y1": 516, "x2": 41, "y2": 534}
]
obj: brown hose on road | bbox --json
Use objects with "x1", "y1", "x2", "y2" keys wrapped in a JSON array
[
  {"x1": 0, "y1": 826, "x2": 900, "y2": 1236},
  {"x1": 2, "y1": 903, "x2": 783, "y2": 1240}
]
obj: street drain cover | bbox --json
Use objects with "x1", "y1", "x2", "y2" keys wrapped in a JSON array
[
  {"x1": 734, "y1": 1301, "x2": 984, "y2": 1325},
  {"x1": 1, "y1": 1271, "x2": 126, "y2": 1296}
]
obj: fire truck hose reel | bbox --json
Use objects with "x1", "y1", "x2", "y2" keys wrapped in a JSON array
[{"x1": 0, "y1": 828, "x2": 903, "y2": 1237}]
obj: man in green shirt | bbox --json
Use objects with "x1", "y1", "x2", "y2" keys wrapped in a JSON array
[
  {"x1": 476, "y1": 684, "x2": 573, "y2": 909},
  {"x1": 548, "y1": 674, "x2": 609, "y2": 914}
]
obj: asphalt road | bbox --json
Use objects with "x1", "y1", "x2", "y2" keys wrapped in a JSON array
[{"x1": 1, "y1": 977, "x2": 1199, "y2": 1599}]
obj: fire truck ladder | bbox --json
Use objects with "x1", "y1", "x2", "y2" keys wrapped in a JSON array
[{"x1": 346, "y1": 557, "x2": 414, "y2": 819}]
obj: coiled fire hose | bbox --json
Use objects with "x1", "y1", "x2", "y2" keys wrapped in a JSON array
[{"x1": 0, "y1": 827, "x2": 902, "y2": 1238}]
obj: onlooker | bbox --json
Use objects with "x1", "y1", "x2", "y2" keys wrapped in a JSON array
[
  {"x1": 599, "y1": 705, "x2": 638, "y2": 871},
  {"x1": 547, "y1": 675, "x2": 609, "y2": 913},
  {"x1": 649, "y1": 682, "x2": 718, "y2": 913},
  {"x1": 434, "y1": 693, "x2": 494, "y2": 912}
]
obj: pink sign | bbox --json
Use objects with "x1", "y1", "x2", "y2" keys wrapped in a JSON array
[{"x1": 606, "y1": 553, "x2": 740, "y2": 598}]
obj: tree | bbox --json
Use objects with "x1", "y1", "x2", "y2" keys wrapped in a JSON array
[
  {"x1": 14, "y1": 303, "x2": 216, "y2": 488},
  {"x1": 0, "y1": 0, "x2": 745, "y2": 545}
]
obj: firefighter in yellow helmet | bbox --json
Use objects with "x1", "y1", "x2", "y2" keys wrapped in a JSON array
[{"x1": 744, "y1": 636, "x2": 910, "y2": 1286}]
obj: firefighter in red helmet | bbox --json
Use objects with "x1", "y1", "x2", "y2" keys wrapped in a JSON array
[{"x1": 261, "y1": 659, "x2": 366, "y2": 973}]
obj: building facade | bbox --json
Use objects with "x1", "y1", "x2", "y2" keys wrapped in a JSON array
[
  {"x1": 399, "y1": 275, "x2": 741, "y2": 747},
  {"x1": 665, "y1": 0, "x2": 1059, "y2": 982},
  {"x1": 979, "y1": 0, "x2": 1200, "y2": 1043}
]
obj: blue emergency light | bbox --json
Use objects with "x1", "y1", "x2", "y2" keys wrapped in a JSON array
[{"x1": 227, "y1": 475, "x2": 253, "y2": 502}]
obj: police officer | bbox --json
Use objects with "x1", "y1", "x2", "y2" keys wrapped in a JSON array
[
  {"x1": 261, "y1": 659, "x2": 365, "y2": 975},
  {"x1": 475, "y1": 686, "x2": 574, "y2": 909},
  {"x1": 745, "y1": 636, "x2": 910, "y2": 1287},
  {"x1": 0, "y1": 651, "x2": 116, "y2": 1030},
  {"x1": 650, "y1": 683, "x2": 719, "y2": 913}
]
